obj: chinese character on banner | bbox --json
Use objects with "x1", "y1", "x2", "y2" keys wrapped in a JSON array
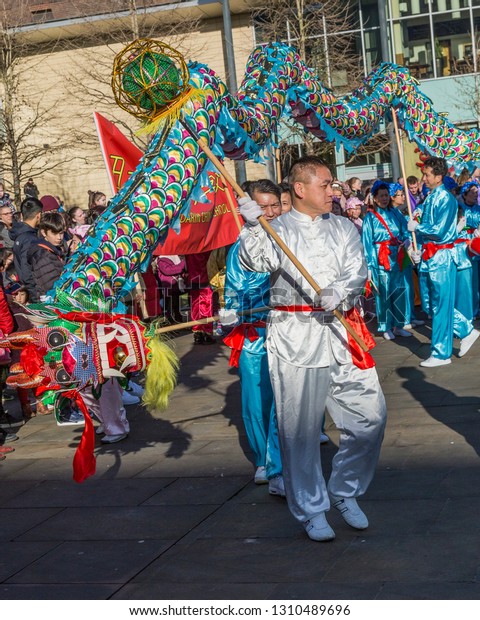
[
  {"x1": 94, "y1": 112, "x2": 240, "y2": 254},
  {"x1": 93, "y1": 112, "x2": 143, "y2": 192}
]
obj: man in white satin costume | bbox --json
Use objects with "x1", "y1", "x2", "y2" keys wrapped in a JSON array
[{"x1": 237, "y1": 156, "x2": 387, "y2": 542}]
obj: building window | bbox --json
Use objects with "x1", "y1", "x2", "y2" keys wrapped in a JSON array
[
  {"x1": 30, "y1": 9, "x2": 54, "y2": 23},
  {"x1": 390, "y1": 0, "x2": 430, "y2": 19},
  {"x1": 433, "y1": 10, "x2": 473, "y2": 75}
]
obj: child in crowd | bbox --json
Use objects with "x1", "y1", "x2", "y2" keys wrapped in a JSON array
[{"x1": 27, "y1": 212, "x2": 66, "y2": 299}]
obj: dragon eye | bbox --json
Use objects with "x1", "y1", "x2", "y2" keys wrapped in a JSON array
[
  {"x1": 55, "y1": 368, "x2": 71, "y2": 384},
  {"x1": 47, "y1": 330, "x2": 67, "y2": 348}
]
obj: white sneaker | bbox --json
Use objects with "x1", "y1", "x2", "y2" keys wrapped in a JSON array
[
  {"x1": 122, "y1": 390, "x2": 140, "y2": 406},
  {"x1": 411, "y1": 319, "x2": 425, "y2": 326},
  {"x1": 101, "y1": 433, "x2": 128, "y2": 444},
  {"x1": 268, "y1": 475, "x2": 286, "y2": 497},
  {"x1": 403, "y1": 323, "x2": 413, "y2": 330},
  {"x1": 303, "y1": 513, "x2": 335, "y2": 541},
  {"x1": 127, "y1": 380, "x2": 144, "y2": 398},
  {"x1": 459, "y1": 329, "x2": 480, "y2": 358},
  {"x1": 96, "y1": 424, "x2": 104, "y2": 435},
  {"x1": 382, "y1": 330, "x2": 395, "y2": 340},
  {"x1": 419, "y1": 356, "x2": 451, "y2": 368},
  {"x1": 393, "y1": 327, "x2": 413, "y2": 337},
  {"x1": 330, "y1": 495, "x2": 369, "y2": 530},
  {"x1": 254, "y1": 466, "x2": 268, "y2": 485},
  {"x1": 320, "y1": 433, "x2": 330, "y2": 445}
]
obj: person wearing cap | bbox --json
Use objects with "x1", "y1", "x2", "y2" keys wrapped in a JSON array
[
  {"x1": 343, "y1": 196, "x2": 363, "y2": 234},
  {"x1": 23, "y1": 178, "x2": 39, "y2": 199},
  {"x1": 408, "y1": 157, "x2": 479, "y2": 367},
  {"x1": 40, "y1": 195, "x2": 60, "y2": 213},
  {"x1": 361, "y1": 180, "x2": 412, "y2": 341}
]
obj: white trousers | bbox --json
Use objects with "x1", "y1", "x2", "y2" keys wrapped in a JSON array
[
  {"x1": 269, "y1": 354, "x2": 386, "y2": 523},
  {"x1": 82, "y1": 380, "x2": 130, "y2": 436}
]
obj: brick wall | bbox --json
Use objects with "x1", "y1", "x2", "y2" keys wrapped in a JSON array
[{"x1": 1, "y1": 8, "x2": 268, "y2": 207}]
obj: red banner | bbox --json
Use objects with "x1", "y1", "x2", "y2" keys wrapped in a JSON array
[
  {"x1": 93, "y1": 112, "x2": 143, "y2": 193},
  {"x1": 155, "y1": 171, "x2": 241, "y2": 255},
  {"x1": 94, "y1": 112, "x2": 241, "y2": 255}
]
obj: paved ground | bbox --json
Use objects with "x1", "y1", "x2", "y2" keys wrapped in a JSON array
[{"x1": 2, "y1": 320, "x2": 480, "y2": 600}]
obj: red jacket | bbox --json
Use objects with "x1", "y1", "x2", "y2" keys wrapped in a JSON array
[{"x1": 0, "y1": 285, "x2": 13, "y2": 335}]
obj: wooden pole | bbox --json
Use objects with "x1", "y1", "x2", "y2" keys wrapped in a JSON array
[
  {"x1": 134, "y1": 273, "x2": 149, "y2": 319},
  {"x1": 391, "y1": 107, "x2": 418, "y2": 252},
  {"x1": 275, "y1": 146, "x2": 282, "y2": 183},
  {"x1": 186, "y1": 130, "x2": 369, "y2": 352},
  {"x1": 221, "y1": 174, "x2": 243, "y2": 233},
  {"x1": 155, "y1": 306, "x2": 272, "y2": 334}
]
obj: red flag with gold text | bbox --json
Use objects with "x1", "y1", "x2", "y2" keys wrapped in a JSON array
[
  {"x1": 155, "y1": 171, "x2": 240, "y2": 255},
  {"x1": 94, "y1": 112, "x2": 240, "y2": 254},
  {"x1": 93, "y1": 111, "x2": 143, "y2": 193}
]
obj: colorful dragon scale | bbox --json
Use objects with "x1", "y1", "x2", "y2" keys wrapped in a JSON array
[{"x1": 52, "y1": 42, "x2": 480, "y2": 303}]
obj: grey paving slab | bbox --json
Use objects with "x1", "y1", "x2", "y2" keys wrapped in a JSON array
[
  {"x1": 377, "y1": 582, "x2": 480, "y2": 600},
  {"x1": 0, "y1": 583, "x2": 119, "y2": 600},
  {"x1": 135, "y1": 452, "x2": 254, "y2": 478},
  {"x1": 365, "y1": 468, "x2": 451, "y2": 499},
  {"x1": 0, "y1": 541, "x2": 61, "y2": 581},
  {"x1": 4, "y1": 478, "x2": 175, "y2": 508},
  {"x1": 2, "y1": 329, "x2": 480, "y2": 600},
  {"x1": 141, "y1": 476, "x2": 250, "y2": 505},
  {"x1": 5, "y1": 540, "x2": 173, "y2": 584},
  {"x1": 437, "y1": 467, "x2": 480, "y2": 498},
  {"x1": 0, "y1": 479, "x2": 41, "y2": 504},
  {"x1": 323, "y1": 534, "x2": 480, "y2": 583},
  {"x1": 131, "y1": 538, "x2": 353, "y2": 585},
  {"x1": 268, "y1": 583, "x2": 383, "y2": 600},
  {"x1": 0, "y1": 508, "x2": 64, "y2": 541},
  {"x1": 192, "y1": 500, "x2": 297, "y2": 539},
  {"x1": 16, "y1": 505, "x2": 219, "y2": 541},
  {"x1": 112, "y1": 583, "x2": 277, "y2": 600},
  {"x1": 329, "y1": 498, "x2": 447, "y2": 536}
]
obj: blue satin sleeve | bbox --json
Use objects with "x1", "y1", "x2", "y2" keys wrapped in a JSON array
[
  {"x1": 360, "y1": 213, "x2": 377, "y2": 270},
  {"x1": 225, "y1": 239, "x2": 270, "y2": 355},
  {"x1": 416, "y1": 185, "x2": 458, "y2": 243}
]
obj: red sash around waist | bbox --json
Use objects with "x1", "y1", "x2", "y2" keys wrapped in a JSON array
[
  {"x1": 422, "y1": 242, "x2": 455, "y2": 261},
  {"x1": 273, "y1": 305, "x2": 376, "y2": 370},
  {"x1": 223, "y1": 321, "x2": 267, "y2": 368}
]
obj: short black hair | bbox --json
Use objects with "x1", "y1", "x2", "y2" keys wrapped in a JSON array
[
  {"x1": 423, "y1": 157, "x2": 448, "y2": 178},
  {"x1": 241, "y1": 179, "x2": 281, "y2": 200},
  {"x1": 407, "y1": 175, "x2": 419, "y2": 185},
  {"x1": 279, "y1": 182, "x2": 292, "y2": 197},
  {"x1": 288, "y1": 156, "x2": 331, "y2": 186},
  {"x1": 39, "y1": 211, "x2": 65, "y2": 234},
  {"x1": 21, "y1": 197, "x2": 43, "y2": 220}
]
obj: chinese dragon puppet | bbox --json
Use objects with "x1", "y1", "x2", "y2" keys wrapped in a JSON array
[{"x1": 2, "y1": 39, "x2": 479, "y2": 481}]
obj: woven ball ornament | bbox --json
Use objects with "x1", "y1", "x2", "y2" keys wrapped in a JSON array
[{"x1": 112, "y1": 39, "x2": 189, "y2": 122}]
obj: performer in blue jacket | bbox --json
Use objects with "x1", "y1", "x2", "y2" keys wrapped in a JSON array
[
  {"x1": 361, "y1": 180, "x2": 412, "y2": 340},
  {"x1": 409, "y1": 157, "x2": 479, "y2": 367},
  {"x1": 222, "y1": 179, "x2": 284, "y2": 497}
]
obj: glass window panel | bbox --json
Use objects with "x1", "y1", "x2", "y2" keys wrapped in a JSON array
[
  {"x1": 433, "y1": 10, "x2": 474, "y2": 75},
  {"x1": 391, "y1": 14, "x2": 435, "y2": 78},
  {"x1": 360, "y1": 0, "x2": 380, "y2": 28},
  {"x1": 431, "y1": 1, "x2": 470, "y2": 11},
  {"x1": 389, "y1": 0, "x2": 430, "y2": 19},
  {"x1": 363, "y1": 28, "x2": 382, "y2": 73}
]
